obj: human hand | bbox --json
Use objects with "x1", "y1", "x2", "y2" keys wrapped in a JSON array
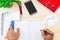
[
  {"x1": 6, "y1": 25, "x2": 20, "y2": 40},
  {"x1": 41, "y1": 29, "x2": 54, "y2": 40}
]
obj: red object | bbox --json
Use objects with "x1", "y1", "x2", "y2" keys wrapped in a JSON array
[
  {"x1": 18, "y1": 3, "x2": 22, "y2": 14},
  {"x1": 37, "y1": 0, "x2": 60, "y2": 12}
]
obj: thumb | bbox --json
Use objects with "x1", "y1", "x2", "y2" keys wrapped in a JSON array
[
  {"x1": 8, "y1": 25, "x2": 12, "y2": 31},
  {"x1": 16, "y1": 28, "x2": 20, "y2": 37},
  {"x1": 6, "y1": 25, "x2": 12, "y2": 38}
]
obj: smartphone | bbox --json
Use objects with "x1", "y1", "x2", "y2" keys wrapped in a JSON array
[{"x1": 24, "y1": 1, "x2": 37, "y2": 15}]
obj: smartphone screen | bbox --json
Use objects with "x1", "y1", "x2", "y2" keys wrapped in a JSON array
[{"x1": 24, "y1": 1, "x2": 37, "y2": 15}]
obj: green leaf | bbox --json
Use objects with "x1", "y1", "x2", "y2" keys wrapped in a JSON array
[{"x1": 0, "y1": 0, "x2": 20, "y2": 8}]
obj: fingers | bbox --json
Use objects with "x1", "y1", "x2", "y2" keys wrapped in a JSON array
[
  {"x1": 7, "y1": 25, "x2": 12, "y2": 35},
  {"x1": 9, "y1": 25, "x2": 15, "y2": 32},
  {"x1": 6, "y1": 25, "x2": 20, "y2": 40},
  {"x1": 6, "y1": 25, "x2": 12, "y2": 38},
  {"x1": 7, "y1": 25, "x2": 16, "y2": 36},
  {"x1": 8, "y1": 25, "x2": 12, "y2": 31},
  {"x1": 43, "y1": 29, "x2": 54, "y2": 35},
  {"x1": 8, "y1": 25, "x2": 20, "y2": 35},
  {"x1": 41, "y1": 29, "x2": 54, "y2": 38},
  {"x1": 41, "y1": 30, "x2": 46, "y2": 38},
  {"x1": 16, "y1": 28, "x2": 20, "y2": 37}
]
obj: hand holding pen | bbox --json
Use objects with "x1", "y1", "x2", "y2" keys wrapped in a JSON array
[
  {"x1": 41, "y1": 29, "x2": 54, "y2": 40},
  {"x1": 6, "y1": 25, "x2": 20, "y2": 40}
]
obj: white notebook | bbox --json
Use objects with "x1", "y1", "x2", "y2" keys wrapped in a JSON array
[
  {"x1": 2, "y1": 11, "x2": 20, "y2": 36},
  {"x1": 14, "y1": 21, "x2": 45, "y2": 40}
]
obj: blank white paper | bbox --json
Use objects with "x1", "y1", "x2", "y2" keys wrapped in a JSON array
[
  {"x1": 14, "y1": 21, "x2": 30, "y2": 40},
  {"x1": 14, "y1": 21, "x2": 45, "y2": 40}
]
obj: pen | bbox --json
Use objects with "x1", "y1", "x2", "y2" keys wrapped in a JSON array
[
  {"x1": 20, "y1": 1, "x2": 22, "y2": 14},
  {"x1": 1, "y1": 13, "x2": 4, "y2": 35},
  {"x1": 18, "y1": 1, "x2": 22, "y2": 15},
  {"x1": 11, "y1": 21, "x2": 14, "y2": 30},
  {"x1": 40, "y1": 30, "x2": 53, "y2": 36}
]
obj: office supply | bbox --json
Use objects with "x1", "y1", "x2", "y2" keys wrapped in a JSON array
[
  {"x1": 44, "y1": 31, "x2": 53, "y2": 36},
  {"x1": 44, "y1": 14, "x2": 58, "y2": 26},
  {"x1": 20, "y1": 1, "x2": 22, "y2": 14},
  {"x1": 24, "y1": 1, "x2": 37, "y2": 15},
  {"x1": 14, "y1": 21, "x2": 45, "y2": 40},
  {"x1": 1, "y1": 13, "x2": 4, "y2": 35},
  {"x1": 11, "y1": 21, "x2": 14, "y2": 30},
  {"x1": 2, "y1": 11, "x2": 20, "y2": 37},
  {"x1": 40, "y1": 30, "x2": 53, "y2": 36},
  {"x1": 37, "y1": 0, "x2": 60, "y2": 12},
  {"x1": 18, "y1": 1, "x2": 22, "y2": 15}
]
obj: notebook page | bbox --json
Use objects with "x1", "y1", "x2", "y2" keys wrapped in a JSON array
[
  {"x1": 2, "y1": 11, "x2": 20, "y2": 37},
  {"x1": 30, "y1": 21, "x2": 45, "y2": 40},
  {"x1": 14, "y1": 21, "x2": 45, "y2": 40},
  {"x1": 14, "y1": 21, "x2": 30, "y2": 40}
]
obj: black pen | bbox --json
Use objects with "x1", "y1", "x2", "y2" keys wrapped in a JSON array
[{"x1": 40, "y1": 30, "x2": 53, "y2": 36}]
